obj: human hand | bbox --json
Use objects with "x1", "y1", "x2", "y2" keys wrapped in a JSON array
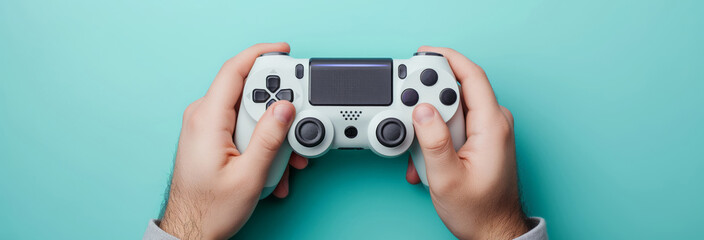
[
  {"x1": 406, "y1": 46, "x2": 529, "y2": 239},
  {"x1": 159, "y1": 42, "x2": 307, "y2": 240}
]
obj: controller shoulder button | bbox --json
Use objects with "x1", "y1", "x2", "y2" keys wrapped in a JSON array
[
  {"x1": 413, "y1": 51, "x2": 443, "y2": 57},
  {"x1": 260, "y1": 52, "x2": 289, "y2": 56}
]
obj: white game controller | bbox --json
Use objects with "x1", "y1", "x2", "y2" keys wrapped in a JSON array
[{"x1": 234, "y1": 52, "x2": 466, "y2": 199}]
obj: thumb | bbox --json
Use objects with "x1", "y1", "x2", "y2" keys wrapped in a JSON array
[
  {"x1": 412, "y1": 104, "x2": 464, "y2": 185},
  {"x1": 242, "y1": 101, "x2": 295, "y2": 174}
]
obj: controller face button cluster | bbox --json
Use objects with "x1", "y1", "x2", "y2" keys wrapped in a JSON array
[
  {"x1": 420, "y1": 69, "x2": 438, "y2": 86},
  {"x1": 295, "y1": 117, "x2": 325, "y2": 147},
  {"x1": 266, "y1": 75, "x2": 280, "y2": 92},
  {"x1": 376, "y1": 118, "x2": 406, "y2": 148},
  {"x1": 295, "y1": 64, "x2": 304, "y2": 79},
  {"x1": 253, "y1": 89, "x2": 270, "y2": 103},
  {"x1": 440, "y1": 88, "x2": 457, "y2": 105},
  {"x1": 398, "y1": 64, "x2": 407, "y2": 79},
  {"x1": 276, "y1": 89, "x2": 294, "y2": 102},
  {"x1": 401, "y1": 88, "x2": 419, "y2": 106}
]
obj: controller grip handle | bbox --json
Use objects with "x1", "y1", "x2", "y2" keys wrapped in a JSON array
[
  {"x1": 409, "y1": 102, "x2": 466, "y2": 187},
  {"x1": 234, "y1": 105, "x2": 293, "y2": 199},
  {"x1": 258, "y1": 143, "x2": 292, "y2": 199}
]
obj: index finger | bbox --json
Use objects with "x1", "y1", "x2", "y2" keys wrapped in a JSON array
[
  {"x1": 417, "y1": 46, "x2": 501, "y2": 115},
  {"x1": 204, "y1": 42, "x2": 291, "y2": 111}
]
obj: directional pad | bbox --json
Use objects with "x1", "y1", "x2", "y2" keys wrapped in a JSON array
[
  {"x1": 276, "y1": 89, "x2": 294, "y2": 102},
  {"x1": 266, "y1": 99, "x2": 276, "y2": 109},
  {"x1": 253, "y1": 89, "x2": 270, "y2": 103},
  {"x1": 250, "y1": 75, "x2": 296, "y2": 112},
  {"x1": 266, "y1": 75, "x2": 280, "y2": 92}
]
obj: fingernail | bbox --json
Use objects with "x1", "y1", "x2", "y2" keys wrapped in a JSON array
[
  {"x1": 413, "y1": 105, "x2": 435, "y2": 124},
  {"x1": 274, "y1": 103, "x2": 294, "y2": 123}
]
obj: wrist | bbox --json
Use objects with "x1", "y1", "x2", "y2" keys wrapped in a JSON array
[
  {"x1": 474, "y1": 205, "x2": 530, "y2": 240},
  {"x1": 159, "y1": 200, "x2": 207, "y2": 240}
]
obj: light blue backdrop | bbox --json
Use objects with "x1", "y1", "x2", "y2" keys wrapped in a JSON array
[{"x1": 1, "y1": 0, "x2": 702, "y2": 239}]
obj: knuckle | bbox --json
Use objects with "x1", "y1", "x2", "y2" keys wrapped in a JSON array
[
  {"x1": 500, "y1": 105, "x2": 513, "y2": 121},
  {"x1": 254, "y1": 131, "x2": 284, "y2": 152},
  {"x1": 494, "y1": 118, "x2": 513, "y2": 137},
  {"x1": 456, "y1": 148, "x2": 473, "y2": 161},
  {"x1": 423, "y1": 135, "x2": 453, "y2": 156},
  {"x1": 221, "y1": 57, "x2": 238, "y2": 70},
  {"x1": 458, "y1": 64, "x2": 486, "y2": 81},
  {"x1": 185, "y1": 110, "x2": 207, "y2": 129},
  {"x1": 469, "y1": 63, "x2": 487, "y2": 78},
  {"x1": 182, "y1": 100, "x2": 199, "y2": 120},
  {"x1": 475, "y1": 63, "x2": 486, "y2": 73}
]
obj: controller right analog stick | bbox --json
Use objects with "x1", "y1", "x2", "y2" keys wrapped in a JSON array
[
  {"x1": 376, "y1": 118, "x2": 406, "y2": 148},
  {"x1": 295, "y1": 117, "x2": 325, "y2": 147}
]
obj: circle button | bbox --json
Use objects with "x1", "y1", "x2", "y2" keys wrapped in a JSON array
[{"x1": 440, "y1": 88, "x2": 457, "y2": 105}]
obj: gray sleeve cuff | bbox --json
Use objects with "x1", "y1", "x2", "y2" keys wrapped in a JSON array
[
  {"x1": 143, "y1": 219, "x2": 179, "y2": 240},
  {"x1": 142, "y1": 217, "x2": 545, "y2": 240},
  {"x1": 514, "y1": 217, "x2": 548, "y2": 240}
]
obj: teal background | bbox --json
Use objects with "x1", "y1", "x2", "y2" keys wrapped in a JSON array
[{"x1": 1, "y1": 0, "x2": 702, "y2": 239}]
